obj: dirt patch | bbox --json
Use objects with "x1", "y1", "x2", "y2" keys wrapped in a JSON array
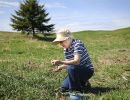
[
  {"x1": 98, "y1": 49, "x2": 130, "y2": 65},
  {"x1": 98, "y1": 59, "x2": 112, "y2": 65}
]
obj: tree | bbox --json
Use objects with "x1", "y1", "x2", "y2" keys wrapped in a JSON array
[{"x1": 11, "y1": 0, "x2": 54, "y2": 37}]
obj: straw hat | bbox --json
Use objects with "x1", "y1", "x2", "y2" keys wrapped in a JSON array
[{"x1": 53, "y1": 29, "x2": 72, "y2": 43}]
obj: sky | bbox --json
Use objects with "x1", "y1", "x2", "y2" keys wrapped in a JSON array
[{"x1": 0, "y1": 0, "x2": 130, "y2": 32}]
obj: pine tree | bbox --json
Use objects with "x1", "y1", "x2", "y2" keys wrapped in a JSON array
[{"x1": 11, "y1": 0, "x2": 54, "y2": 37}]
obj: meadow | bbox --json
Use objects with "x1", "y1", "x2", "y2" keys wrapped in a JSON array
[{"x1": 0, "y1": 27, "x2": 130, "y2": 100}]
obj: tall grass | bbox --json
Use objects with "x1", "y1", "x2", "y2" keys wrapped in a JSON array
[{"x1": 0, "y1": 27, "x2": 130, "y2": 100}]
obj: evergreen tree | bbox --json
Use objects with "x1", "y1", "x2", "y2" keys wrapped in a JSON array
[{"x1": 11, "y1": 0, "x2": 54, "y2": 37}]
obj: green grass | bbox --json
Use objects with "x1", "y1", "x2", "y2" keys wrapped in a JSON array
[{"x1": 0, "y1": 27, "x2": 130, "y2": 100}]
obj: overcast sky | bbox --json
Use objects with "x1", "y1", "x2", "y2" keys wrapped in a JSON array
[{"x1": 0, "y1": 0, "x2": 130, "y2": 32}]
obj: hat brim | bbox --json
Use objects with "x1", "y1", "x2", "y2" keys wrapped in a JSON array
[{"x1": 53, "y1": 37, "x2": 69, "y2": 43}]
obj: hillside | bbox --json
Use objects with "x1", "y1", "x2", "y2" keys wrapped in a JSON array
[{"x1": 0, "y1": 27, "x2": 130, "y2": 99}]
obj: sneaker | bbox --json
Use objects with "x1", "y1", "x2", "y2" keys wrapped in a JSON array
[
  {"x1": 81, "y1": 81, "x2": 91, "y2": 92},
  {"x1": 60, "y1": 87, "x2": 69, "y2": 93},
  {"x1": 85, "y1": 81, "x2": 91, "y2": 89}
]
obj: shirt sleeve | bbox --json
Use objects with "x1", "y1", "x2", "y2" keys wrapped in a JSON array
[{"x1": 74, "y1": 42, "x2": 83, "y2": 55}]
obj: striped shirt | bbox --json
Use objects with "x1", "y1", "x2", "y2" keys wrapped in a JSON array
[{"x1": 64, "y1": 39, "x2": 93, "y2": 69}]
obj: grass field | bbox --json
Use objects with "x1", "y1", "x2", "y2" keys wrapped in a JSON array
[{"x1": 0, "y1": 27, "x2": 130, "y2": 100}]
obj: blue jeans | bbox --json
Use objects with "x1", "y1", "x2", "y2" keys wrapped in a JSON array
[{"x1": 62, "y1": 65, "x2": 94, "y2": 91}]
